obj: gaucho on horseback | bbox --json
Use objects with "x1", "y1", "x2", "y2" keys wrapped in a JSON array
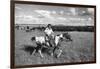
[{"x1": 44, "y1": 24, "x2": 55, "y2": 47}]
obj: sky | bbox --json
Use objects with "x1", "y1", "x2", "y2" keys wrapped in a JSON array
[{"x1": 15, "y1": 4, "x2": 94, "y2": 26}]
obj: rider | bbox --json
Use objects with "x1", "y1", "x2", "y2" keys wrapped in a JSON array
[{"x1": 44, "y1": 24, "x2": 55, "y2": 47}]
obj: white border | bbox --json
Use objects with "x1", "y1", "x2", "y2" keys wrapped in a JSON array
[{"x1": 0, "y1": 0, "x2": 100, "y2": 69}]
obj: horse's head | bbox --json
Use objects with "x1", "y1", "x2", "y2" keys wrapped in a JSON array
[
  {"x1": 57, "y1": 34, "x2": 64, "y2": 41},
  {"x1": 57, "y1": 33, "x2": 73, "y2": 42},
  {"x1": 62, "y1": 33, "x2": 73, "y2": 42},
  {"x1": 31, "y1": 37, "x2": 35, "y2": 41}
]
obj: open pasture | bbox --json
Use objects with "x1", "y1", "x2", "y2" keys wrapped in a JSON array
[{"x1": 15, "y1": 29, "x2": 95, "y2": 66}]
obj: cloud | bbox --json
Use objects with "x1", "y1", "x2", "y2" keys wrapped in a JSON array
[{"x1": 15, "y1": 6, "x2": 22, "y2": 10}]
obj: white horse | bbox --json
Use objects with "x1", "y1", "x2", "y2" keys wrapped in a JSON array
[{"x1": 31, "y1": 36, "x2": 47, "y2": 58}]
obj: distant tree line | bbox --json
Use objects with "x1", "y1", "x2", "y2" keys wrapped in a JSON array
[
  {"x1": 30, "y1": 26, "x2": 94, "y2": 32},
  {"x1": 51, "y1": 26, "x2": 94, "y2": 32},
  {"x1": 15, "y1": 25, "x2": 94, "y2": 32}
]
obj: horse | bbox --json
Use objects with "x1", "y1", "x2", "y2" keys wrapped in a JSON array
[
  {"x1": 31, "y1": 36, "x2": 47, "y2": 58},
  {"x1": 31, "y1": 32, "x2": 73, "y2": 58},
  {"x1": 31, "y1": 36, "x2": 54, "y2": 58},
  {"x1": 50, "y1": 33, "x2": 73, "y2": 58}
]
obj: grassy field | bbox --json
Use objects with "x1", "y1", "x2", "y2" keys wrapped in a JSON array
[{"x1": 15, "y1": 29, "x2": 95, "y2": 66}]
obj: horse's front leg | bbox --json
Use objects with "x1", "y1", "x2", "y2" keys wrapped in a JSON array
[
  {"x1": 38, "y1": 46, "x2": 44, "y2": 58},
  {"x1": 57, "y1": 49, "x2": 62, "y2": 58},
  {"x1": 50, "y1": 47, "x2": 56, "y2": 56},
  {"x1": 32, "y1": 49, "x2": 36, "y2": 55},
  {"x1": 50, "y1": 52, "x2": 54, "y2": 56}
]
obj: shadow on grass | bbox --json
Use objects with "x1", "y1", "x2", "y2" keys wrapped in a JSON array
[
  {"x1": 21, "y1": 44, "x2": 52, "y2": 55},
  {"x1": 20, "y1": 45, "x2": 36, "y2": 55}
]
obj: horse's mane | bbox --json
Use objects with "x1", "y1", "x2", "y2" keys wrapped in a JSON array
[
  {"x1": 63, "y1": 33, "x2": 69, "y2": 37},
  {"x1": 63, "y1": 32, "x2": 72, "y2": 41},
  {"x1": 31, "y1": 37, "x2": 35, "y2": 41}
]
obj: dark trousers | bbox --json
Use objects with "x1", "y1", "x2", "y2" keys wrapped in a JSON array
[{"x1": 45, "y1": 34, "x2": 55, "y2": 47}]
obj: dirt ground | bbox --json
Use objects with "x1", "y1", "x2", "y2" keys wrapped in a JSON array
[{"x1": 15, "y1": 29, "x2": 95, "y2": 66}]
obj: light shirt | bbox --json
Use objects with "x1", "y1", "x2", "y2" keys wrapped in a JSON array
[{"x1": 44, "y1": 28, "x2": 53, "y2": 36}]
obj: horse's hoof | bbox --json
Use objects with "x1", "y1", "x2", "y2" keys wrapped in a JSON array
[{"x1": 50, "y1": 53, "x2": 53, "y2": 56}]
